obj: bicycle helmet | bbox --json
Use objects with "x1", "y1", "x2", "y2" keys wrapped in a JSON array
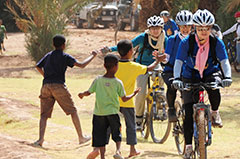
[
  {"x1": 175, "y1": 10, "x2": 193, "y2": 25},
  {"x1": 147, "y1": 15, "x2": 164, "y2": 28},
  {"x1": 160, "y1": 10, "x2": 170, "y2": 17},
  {"x1": 192, "y1": 9, "x2": 215, "y2": 26},
  {"x1": 234, "y1": 11, "x2": 240, "y2": 18}
]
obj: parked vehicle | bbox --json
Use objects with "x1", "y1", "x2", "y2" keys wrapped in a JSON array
[
  {"x1": 75, "y1": 2, "x2": 118, "y2": 28},
  {"x1": 116, "y1": 0, "x2": 141, "y2": 31}
]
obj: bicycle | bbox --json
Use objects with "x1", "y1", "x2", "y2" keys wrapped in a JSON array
[
  {"x1": 180, "y1": 82, "x2": 222, "y2": 159},
  {"x1": 140, "y1": 67, "x2": 171, "y2": 144},
  {"x1": 226, "y1": 37, "x2": 240, "y2": 72}
]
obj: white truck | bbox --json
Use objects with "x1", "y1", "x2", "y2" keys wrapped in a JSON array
[{"x1": 75, "y1": 2, "x2": 118, "y2": 28}]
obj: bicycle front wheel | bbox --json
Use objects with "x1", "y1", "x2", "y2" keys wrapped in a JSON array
[
  {"x1": 149, "y1": 94, "x2": 171, "y2": 143},
  {"x1": 140, "y1": 98, "x2": 150, "y2": 139},
  {"x1": 173, "y1": 101, "x2": 185, "y2": 155},
  {"x1": 197, "y1": 110, "x2": 207, "y2": 159}
]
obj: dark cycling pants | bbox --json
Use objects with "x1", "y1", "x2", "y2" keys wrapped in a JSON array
[
  {"x1": 182, "y1": 72, "x2": 221, "y2": 144},
  {"x1": 162, "y1": 72, "x2": 177, "y2": 110}
]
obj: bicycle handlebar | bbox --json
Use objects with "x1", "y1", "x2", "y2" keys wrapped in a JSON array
[{"x1": 182, "y1": 82, "x2": 223, "y2": 91}]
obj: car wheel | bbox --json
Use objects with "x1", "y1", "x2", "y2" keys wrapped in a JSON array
[
  {"x1": 87, "y1": 13, "x2": 94, "y2": 29},
  {"x1": 76, "y1": 19, "x2": 83, "y2": 28}
]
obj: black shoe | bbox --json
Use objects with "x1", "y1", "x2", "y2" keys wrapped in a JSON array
[{"x1": 168, "y1": 108, "x2": 177, "y2": 122}]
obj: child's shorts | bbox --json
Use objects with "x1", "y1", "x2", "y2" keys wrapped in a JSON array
[
  {"x1": 92, "y1": 114, "x2": 121, "y2": 147},
  {"x1": 39, "y1": 83, "x2": 77, "y2": 118}
]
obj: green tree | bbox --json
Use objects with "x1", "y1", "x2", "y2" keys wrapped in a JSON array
[{"x1": 6, "y1": 0, "x2": 90, "y2": 62}]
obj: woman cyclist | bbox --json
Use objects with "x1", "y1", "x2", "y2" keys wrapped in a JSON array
[
  {"x1": 162, "y1": 10, "x2": 193, "y2": 122},
  {"x1": 103, "y1": 15, "x2": 168, "y2": 130},
  {"x1": 172, "y1": 9, "x2": 232, "y2": 158},
  {"x1": 223, "y1": 11, "x2": 240, "y2": 63}
]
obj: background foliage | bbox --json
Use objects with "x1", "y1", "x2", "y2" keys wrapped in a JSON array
[{"x1": 1, "y1": 0, "x2": 239, "y2": 61}]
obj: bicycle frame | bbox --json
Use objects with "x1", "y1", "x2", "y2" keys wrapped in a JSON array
[
  {"x1": 146, "y1": 71, "x2": 166, "y2": 120},
  {"x1": 141, "y1": 69, "x2": 171, "y2": 144}
]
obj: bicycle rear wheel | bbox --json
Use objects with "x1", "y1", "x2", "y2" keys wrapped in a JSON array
[
  {"x1": 140, "y1": 98, "x2": 150, "y2": 139},
  {"x1": 173, "y1": 101, "x2": 185, "y2": 155},
  {"x1": 197, "y1": 110, "x2": 207, "y2": 159},
  {"x1": 149, "y1": 94, "x2": 171, "y2": 143}
]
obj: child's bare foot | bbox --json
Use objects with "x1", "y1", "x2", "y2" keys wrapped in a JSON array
[
  {"x1": 33, "y1": 140, "x2": 43, "y2": 147},
  {"x1": 86, "y1": 148, "x2": 100, "y2": 159},
  {"x1": 79, "y1": 135, "x2": 91, "y2": 144},
  {"x1": 113, "y1": 151, "x2": 124, "y2": 159},
  {"x1": 128, "y1": 151, "x2": 140, "y2": 158}
]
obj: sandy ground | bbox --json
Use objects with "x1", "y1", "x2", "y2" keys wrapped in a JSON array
[
  {"x1": 0, "y1": 27, "x2": 139, "y2": 159},
  {"x1": 1, "y1": 27, "x2": 240, "y2": 159}
]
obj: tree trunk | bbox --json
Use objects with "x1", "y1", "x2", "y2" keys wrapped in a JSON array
[{"x1": 198, "y1": 0, "x2": 220, "y2": 15}]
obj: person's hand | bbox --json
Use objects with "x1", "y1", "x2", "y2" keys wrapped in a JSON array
[
  {"x1": 78, "y1": 93, "x2": 84, "y2": 99},
  {"x1": 134, "y1": 87, "x2": 141, "y2": 95},
  {"x1": 91, "y1": 50, "x2": 98, "y2": 56},
  {"x1": 152, "y1": 50, "x2": 167, "y2": 62},
  {"x1": 172, "y1": 79, "x2": 183, "y2": 90},
  {"x1": 100, "y1": 46, "x2": 110, "y2": 54},
  {"x1": 222, "y1": 78, "x2": 232, "y2": 87}
]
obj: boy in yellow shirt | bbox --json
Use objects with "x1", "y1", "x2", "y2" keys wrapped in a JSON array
[{"x1": 114, "y1": 39, "x2": 166, "y2": 157}]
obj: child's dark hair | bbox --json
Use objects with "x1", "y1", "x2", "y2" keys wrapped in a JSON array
[
  {"x1": 53, "y1": 34, "x2": 66, "y2": 48},
  {"x1": 117, "y1": 39, "x2": 132, "y2": 57},
  {"x1": 104, "y1": 54, "x2": 119, "y2": 70}
]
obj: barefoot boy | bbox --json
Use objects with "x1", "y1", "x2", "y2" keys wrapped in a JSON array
[
  {"x1": 78, "y1": 54, "x2": 140, "y2": 159},
  {"x1": 35, "y1": 34, "x2": 95, "y2": 146}
]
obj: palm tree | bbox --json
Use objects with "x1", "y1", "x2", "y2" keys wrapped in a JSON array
[{"x1": 6, "y1": 0, "x2": 90, "y2": 62}]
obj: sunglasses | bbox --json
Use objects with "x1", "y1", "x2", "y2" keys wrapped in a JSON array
[
  {"x1": 236, "y1": 17, "x2": 240, "y2": 21},
  {"x1": 196, "y1": 27, "x2": 211, "y2": 32}
]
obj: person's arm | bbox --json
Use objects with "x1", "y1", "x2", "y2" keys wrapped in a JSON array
[
  {"x1": 78, "y1": 91, "x2": 91, "y2": 99},
  {"x1": 121, "y1": 88, "x2": 141, "y2": 102},
  {"x1": 74, "y1": 50, "x2": 97, "y2": 68},
  {"x1": 36, "y1": 66, "x2": 44, "y2": 77},
  {"x1": 223, "y1": 23, "x2": 237, "y2": 36},
  {"x1": 109, "y1": 33, "x2": 145, "y2": 52}
]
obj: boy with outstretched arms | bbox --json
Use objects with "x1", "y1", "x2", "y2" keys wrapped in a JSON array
[
  {"x1": 35, "y1": 34, "x2": 95, "y2": 147},
  {"x1": 79, "y1": 54, "x2": 141, "y2": 159}
]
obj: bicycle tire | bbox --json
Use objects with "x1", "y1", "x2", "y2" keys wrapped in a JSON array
[
  {"x1": 197, "y1": 110, "x2": 207, "y2": 159},
  {"x1": 173, "y1": 101, "x2": 185, "y2": 155},
  {"x1": 149, "y1": 94, "x2": 171, "y2": 144},
  {"x1": 141, "y1": 98, "x2": 150, "y2": 139}
]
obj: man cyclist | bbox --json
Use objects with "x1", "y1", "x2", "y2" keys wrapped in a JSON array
[
  {"x1": 160, "y1": 10, "x2": 179, "y2": 37},
  {"x1": 162, "y1": 10, "x2": 193, "y2": 122},
  {"x1": 223, "y1": 11, "x2": 240, "y2": 63},
  {"x1": 172, "y1": 9, "x2": 232, "y2": 158}
]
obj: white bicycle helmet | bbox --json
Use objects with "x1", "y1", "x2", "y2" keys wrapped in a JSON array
[
  {"x1": 175, "y1": 10, "x2": 193, "y2": 25},
  {"x1": 192, "y1": 9, "x2": 215, "y2": 26},
  {"x1": 160, "y1": 10, "x2": 170, "y2": 17},
  {"x1": 147, "y1": 15, "x2": 164, "y2": 28}
]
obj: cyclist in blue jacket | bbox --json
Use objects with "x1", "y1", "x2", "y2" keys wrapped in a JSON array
[
  {"x1": 172, "y1": 9, "x2": 232, "y2": 159},
  {"x1": 162, "y1": 10, "x2": 193, "y2": 122},
  {"x1": 160, "y1": 10, "x2": 179, "y2": 37}
]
